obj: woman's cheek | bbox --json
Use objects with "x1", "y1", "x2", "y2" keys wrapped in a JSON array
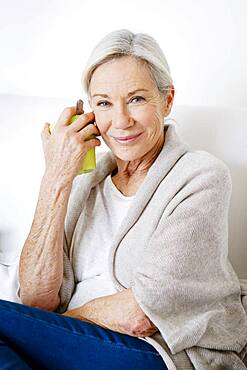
[{"x1": 94, "y1": 112, "x2": 109, "y2": 135}]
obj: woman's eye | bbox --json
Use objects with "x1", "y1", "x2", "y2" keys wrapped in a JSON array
[
  {"x1": 97, "y1": 101, "x2": 110, "y2": 107},
  {"x1": 130, "y1": 96, "x2": 144, "y2": 103},
  {"x1": 96, "y1": 96, "x2": 144, "y2": 107}
]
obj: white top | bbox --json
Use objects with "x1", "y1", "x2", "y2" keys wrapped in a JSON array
[{"x1": 68, "y1": 173, "x2": 135, "y2": 310}]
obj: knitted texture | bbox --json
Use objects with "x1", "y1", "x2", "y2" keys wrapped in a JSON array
[{"x1": 57, "y1": 124, "x2": 247, "y2": 370}]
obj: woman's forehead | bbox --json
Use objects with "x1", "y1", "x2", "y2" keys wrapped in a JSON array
[{"x1": 89, "y1": 57, "x2": 156, "y2": 96}]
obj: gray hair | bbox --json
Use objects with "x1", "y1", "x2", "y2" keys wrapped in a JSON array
[{"x1": 81, "y1": 29, "x2": 174, "y2": 98}]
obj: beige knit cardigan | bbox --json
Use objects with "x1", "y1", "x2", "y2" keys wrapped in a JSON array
[{"x1": 58, "y1": 123, "x2": 247, "y2": 369}]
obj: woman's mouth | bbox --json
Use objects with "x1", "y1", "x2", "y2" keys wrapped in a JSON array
[{"x1": 113, "y1": 133, "x2": 143, "y2": 144}]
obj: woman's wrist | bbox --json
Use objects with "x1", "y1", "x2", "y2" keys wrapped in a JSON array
[{"x1": 42, "y1": 169, "x2": 74, "y2": 194}]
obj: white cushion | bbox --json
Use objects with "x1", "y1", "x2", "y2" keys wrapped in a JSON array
[{"x1": 0, "y1": 253, "x2": 20, "y2": 303}]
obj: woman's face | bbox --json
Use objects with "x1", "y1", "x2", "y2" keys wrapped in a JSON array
[{"x1": 88, "y1": 56, "x2": 173, "y2": 162}]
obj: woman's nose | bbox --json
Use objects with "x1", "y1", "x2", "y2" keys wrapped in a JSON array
[{"x1": 111, "y1": 105, "x2": 134, "y2": 129}]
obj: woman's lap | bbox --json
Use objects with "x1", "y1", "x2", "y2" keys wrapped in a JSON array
[{"x1": 0, "y1": 299, "x2": 167, "y2": 370}]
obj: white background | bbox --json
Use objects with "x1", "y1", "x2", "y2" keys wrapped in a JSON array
[{"x1": 0, "y1": 0, "x2": 247, "y2": 108}]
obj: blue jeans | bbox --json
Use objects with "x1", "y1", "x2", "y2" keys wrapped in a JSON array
[{"x1": 0, "y1": 299, "x2": 168, "y2": 370}]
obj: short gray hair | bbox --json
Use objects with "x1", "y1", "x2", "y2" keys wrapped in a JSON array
[{"x1": 81, "y1": 29, "x2": 173, "y2": 98}]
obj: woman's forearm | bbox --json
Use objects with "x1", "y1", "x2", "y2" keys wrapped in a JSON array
[
  {"x1": 63, "y1": 288, "x2": 158, "y2": 337},
  {"x1": 19, "y1": 171, "x2": 73, "y2": 311}
]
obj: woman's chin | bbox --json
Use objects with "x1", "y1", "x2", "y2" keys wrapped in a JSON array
[
  {"x1": 110, "y1": 148, "x2": 144, "y2": 162},
  {"x1": 103, "y1": 136, "x2": 149, "y2": 162}
]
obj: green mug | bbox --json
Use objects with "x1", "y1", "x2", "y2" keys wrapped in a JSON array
[{"x1": 49, "y1": 114, "x2": 96, "y2": 175}]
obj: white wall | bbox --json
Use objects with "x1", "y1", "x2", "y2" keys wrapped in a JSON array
[{"x1": 0, "y1": 0, "x2": 247, "y2": 108}]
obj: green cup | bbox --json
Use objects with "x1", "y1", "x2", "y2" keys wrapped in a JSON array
[{"x1": 49, "y1": 114, "x2": 96, "y2": 175}]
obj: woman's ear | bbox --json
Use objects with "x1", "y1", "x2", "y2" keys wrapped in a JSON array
[{"x1": 163, "y1": 85, "x2": 175, "y2": 117}]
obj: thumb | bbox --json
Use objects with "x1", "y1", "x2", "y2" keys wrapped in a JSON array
[{"x1": 41, "y1": 123, "x2": 51, "y2": 141}]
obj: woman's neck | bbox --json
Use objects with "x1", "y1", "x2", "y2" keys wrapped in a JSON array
[
  {"x1": 111, "y1": 129, "x2": 166, "y2": 195},
  {"x1": 113, "y1": 130, "x2": 166, "y2": 181}
]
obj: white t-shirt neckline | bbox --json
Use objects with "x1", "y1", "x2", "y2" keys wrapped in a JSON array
[{"x1": 108, "y1": 174, "x2": 135, "y2": 200}]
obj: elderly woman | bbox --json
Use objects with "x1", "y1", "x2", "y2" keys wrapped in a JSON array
[{"x1": 0, "y1": 29, "x2": 246, "y2": 370}]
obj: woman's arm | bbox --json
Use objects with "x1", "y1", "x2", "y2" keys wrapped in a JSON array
[
  {"x1": 63, "y1": 288, "x2": 158, "y2": 337},
  {"x1": 19, "y1": 105, "x2": 101, "y2": 311},
  {"x1": 19, "y1": 171, "x2": 73, "y2": 311}
]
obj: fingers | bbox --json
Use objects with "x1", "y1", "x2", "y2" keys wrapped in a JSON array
[
  {"x1": 42, "y1": 103, "x2": 101, "y2": 155},
  {"x1": 69, "y1": 112, "x2": 96, "y2": 132},
  {"x1": 56, "y1": 99, "x2": 85, "y2": 128},
  {"x1": 83, "y1": 136, "x2": 101, "y2": 151},
  {"x1": 55, "y1": 100, "x2": 96, "y2": 133},
  {"x1": 77, "y1": 123, "x2": 100, "y2": 142},
  {"x1": 56, "y1": 106, "x2": 77, "y2": 127}
]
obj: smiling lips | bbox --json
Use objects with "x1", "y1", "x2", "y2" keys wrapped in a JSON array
[{"x1": 114, "y1": 133, "x2": 143, "y2": 143}]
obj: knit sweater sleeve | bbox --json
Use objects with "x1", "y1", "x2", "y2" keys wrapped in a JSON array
[
  {"x1": 54, "y1": 176, "x2": 86, "y2": 314},
  {"x1": 55, "y1": 231, "x2": 75, "y2": 313},
  {"x1": 132, "y1": 158, "x2": 246, "y2": 354}
]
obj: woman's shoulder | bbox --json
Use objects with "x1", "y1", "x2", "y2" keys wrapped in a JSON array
[
  {"x1": 162, "y1": 124, "x2": 231, "y2": 184},
  {"x1": 182, "y1": 149, "x2": 231, "y2": 179},
  {"x1": 177, "y1": 150, "x2": 232, "y2": 191},
  {"x1": 166, "y1": 123, "x2": 230, "y2": 172}
]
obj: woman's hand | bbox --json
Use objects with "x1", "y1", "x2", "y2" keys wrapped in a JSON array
[
  {"x1": 62, "y1": 288, "x2": 159, "y2": 338},
  {"x1": 115, "y1": 288, "x2": 159, "y2": 337},
  {"x1": 41, "y1": 101, "x2": 101, "y2": 182}
]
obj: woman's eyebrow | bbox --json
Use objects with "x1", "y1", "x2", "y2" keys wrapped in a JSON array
[{"x1": 91, "y1": 88, "x2": 149, "y2": 99}]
